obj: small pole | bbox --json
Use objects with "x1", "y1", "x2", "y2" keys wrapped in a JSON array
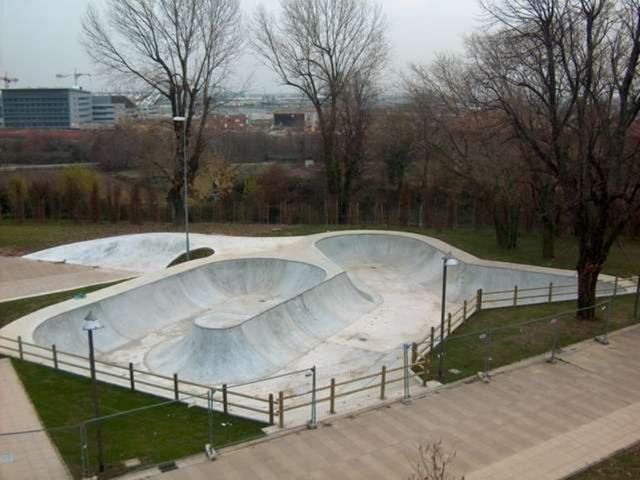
[
  {"x1": 548, "y1": 282, "x2": 553, "y2": 303},
  {"x1": 52, "y1": 345, "x2": 58, "y2": 369},
  {"x1": 308, "y1": 366, "x2": 317, "y2": 429},
  {"x1": 173, "y1": 373, "x2": 179, "y2": 401},
  {"x1": 330, "y1": 378, "x2": 336, "y2": 414},
  {"x1": 430, "y1": 326, "x2": 435, "y2": 352},
  {"x1": 422, "y1": 355, "x2": 429, "y2": 387},
  {"x1": 380, "y1": 367, "x2": 386, "y2": 400},
  {"x1": 463, "y1": 301, "x2": 467, "y2": 322},
  {"x1": 548, "y1": 318, "x2": 559, "y2": 363},
  {"x1": 129, "y1": 363, "x2": 135, "y2": 391},
  {"x1": 447, "y1": 313, "x2": 452, "y2": 336},
  {"x1": 222, "y1": 384, "x2": 228, "y2": 414},
  {"x1": 513, "y1": 285, "x2": 518, "y2": 307},
  {"x1": 634, "y1": 275, "x2": 640, "y2": 319},
  {"x1": 613, "y1": 276, "x2": 619, "y2": 298},
  {"x1": 278, "y1": 391, "x2": 284, "y2": 428},
  {"x1": 477, "y1": 289, "x2": 483, "y2": 312},
  {"x1": 402, "y1": 343, "x2": 411, "y2": 404},
  {"x1": 207, "y1": 389, "x2": 214, "y2": 448},
  {"x1": 269, "y1": 394, "x2": 275, "y2": 426},
  {"x1": 18, "y1": 336, "x2": 23, "y2": 361}
]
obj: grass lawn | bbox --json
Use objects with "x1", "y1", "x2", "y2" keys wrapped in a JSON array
[
  {"x1": 570, "y1": 443, "x2": 640, "y2": 479},
  {"x1": 0, "y1": 281, "x2": 125, "y2": 329},
  {"x1": 13, "y1": 360, "x2": 266, "y2": 479},
  {"x1": 2, "y1": 220, "x2": 639, "y2": 276},
  {"x1": 167, "y1": 247, "x2": 215, "y2": 267},
  {"x1": 427, "y1": 294, "x2": 639, "y2": 384}
]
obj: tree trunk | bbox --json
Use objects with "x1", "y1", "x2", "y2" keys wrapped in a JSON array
[
  {"x1": 576, "y1": 259, "x2": 602, "y2": 321},
  {"x1": 493, "y1": 203, "x2": 520, "y2": 249},
  {"x1": 541, "y1": 217, "x2": 555, "y2": 259}
]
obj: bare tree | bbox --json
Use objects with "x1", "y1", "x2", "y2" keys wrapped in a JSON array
[
  {"x1": 408, "y1": 440, "x2": 464, "y2": 480},
  {"x1": 83, "y1": 0, "x2": 243, "y2": 221},
  {"x1": 405, "y1": 56, "x2": 528, "y2": 249},
  {"x1": 253, "y1": 0, "x2": 388, "y2": 222},
  {"x1": 470, "y1": 0, "x2": 640, "y2": 319}
]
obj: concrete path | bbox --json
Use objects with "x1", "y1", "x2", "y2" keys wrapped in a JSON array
[
  {"x1": 150, "y1": 326, "x2": 640, "y2": 480},
  {"x1": 0, "y1": 358, "x2": 71, "y2": 480},
  {"x1": 0, "y1": 257, "x2": 133, "y2": 302}
]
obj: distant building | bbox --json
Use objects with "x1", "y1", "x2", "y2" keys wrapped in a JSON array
[
  {"x1": 91, "y1": 95, "x2": 129, "y2": 126},
  {"x1": 274, "y1": 112, "x2": 305, "y2": 128},
  {"x1": 209, "y1": 113, "x2": 248, "y2": 131},
  {"x1": 1, "y1": 88, "x2": 93, "y2": 128}
]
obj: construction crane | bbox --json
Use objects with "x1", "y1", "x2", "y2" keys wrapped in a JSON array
[
  {"x1": 0, "y1": 72, "x2": 18, "y2": 89},
  {"x1": 55, "y1": 69, "x2": 91, "y2": 87}
]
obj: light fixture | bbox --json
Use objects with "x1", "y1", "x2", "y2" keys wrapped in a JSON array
[{"x1": 82, "y1": 311, "x2": 104, "y2": 331}]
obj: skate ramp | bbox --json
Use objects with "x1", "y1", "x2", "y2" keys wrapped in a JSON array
[
  {"x1": 147, "y1": 272, "x2": 377, "y2": 384},
  {"x1": 25, "y1": 233, "x2": 301, "y2": 273},
  {"x1": 33, "y1": 258, "x2": 327, "y2": 358}
]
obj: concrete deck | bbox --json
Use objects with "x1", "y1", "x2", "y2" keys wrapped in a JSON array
[
  {"x1": 147, "y1": 325, "x2": 640, "y2": 480},
  {"x1": 0, "y1": 256, "x2": 133, "y2": 303},
  {"x1": 0, "y1": 358, "x2": 71, "y2": 480}
]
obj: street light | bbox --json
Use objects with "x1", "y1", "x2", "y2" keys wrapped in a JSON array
[
  {"x1": 173, "y1": 116, "x2": 190, "y2": 261},
  {"x1": 438, "y1": 253, "x2": 459, "y2": 381},
  {"x1": 83, "y1": 311, "x2": 105, "y2": 473}
]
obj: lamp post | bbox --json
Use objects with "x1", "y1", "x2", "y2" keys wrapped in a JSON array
[
  {"x1": 83, "y1": 311, "x2": 105, "y2": 473},
  {"x1": 173, "y1": 116, "x2": 190, "y2": 261},
  {"x1": 438, "y1": 254, "x2": 459, "y2": 381}
]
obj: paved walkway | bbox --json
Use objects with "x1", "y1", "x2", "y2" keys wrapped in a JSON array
[
  {"x1": 0, "y1": 358, "x2": 71, "y2": 480},
  {"x1": 150, "y1": 326, "x2": 640, "y2": 480},
  {"x1": 0, "y1": 257, "x2": 133, "y2": 302}
]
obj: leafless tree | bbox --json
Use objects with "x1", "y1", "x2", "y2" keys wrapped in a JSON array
[
  {"x1": 83, "y1": 0, "x2": 243, "y2": 221},
  {"x1": 253, "y1": 0, "x2": 388, "y2": 222},
  {"x1": 470, "y1": 0, "x2": 640, "y2": 319},
  {"x1": 405, "y1": 56, "x2": 527, "y2": 249},
  {"x1": 408, "y1": 440, "x2": 464, "y2": 480}
]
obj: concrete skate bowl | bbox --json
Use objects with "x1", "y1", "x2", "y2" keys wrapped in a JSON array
[
  {"x1": 32, "y1": 258, "x2": 329, "y2": 364},
  {"x1": 315, "y1": 233, "x2": 588, "y2": 307}
]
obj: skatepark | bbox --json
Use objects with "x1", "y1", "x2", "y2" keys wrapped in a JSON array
[{"x1": 2, "y1": 230, "x2": 624, "y2": 418}]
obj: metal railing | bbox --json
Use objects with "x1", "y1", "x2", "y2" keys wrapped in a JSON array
[{"x1": 1, "y1": 275, "x2": 637, "y2": 432}]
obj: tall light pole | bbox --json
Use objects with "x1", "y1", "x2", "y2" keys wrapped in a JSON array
[
  {"x1": 83, "y1": 311, "x2": 105, "y2": 473},
  {"x1": 173, "y1": 116, "x2": 190, "y2": 261},
  {"x1": 438, "y1": 254, "x2": 459, "y2": 381}
]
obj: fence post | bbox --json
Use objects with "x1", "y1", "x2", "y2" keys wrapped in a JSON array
[
  {"x1": 430, "y1": 327, "x2": 435, "y2": 352},
  {"x1": 52, "y1": 344, "x2": 58, "y2": 369},
  {"x1": 173, "y1": 373, "x2": 179, "y2": 400},
  {"x1": 422, "y1": 355, "x2": 429, "y2": 387},
  {"x1": 278, "y1": 391, "x2": 284, "y2": 428},
  {"x1": 411, "y1": 343, "x2": 418, "y2": 365},
  {"x1": 447, "y1": 313, "x2": 452, "y2": 336},
  {"x1": 308, "y1": 366, "x2": 317, "y2": 429},
  {"x1": 18, "y1": 336, "x2": 23, "y2": 360},
  {"x1": 463, "y1": 300, "x2": 468, "y2": 322},
  {"x1": 222, "y1": 384, "x2": 228, "y2": 414},
  {"x1": 330, "y1": 378, "x2": 336, "y2": 413},
  {"x1": 380, "y1": 367, "x2": 386, "y2": 400},
  {"x1": 477, "y1": 289, "x2": 483, "y2": 312},
  {"x1": 269, "y1": 394, "x2": 275, "y2": 426},
  {"x1": 634, "y1": 275, "x2": 640, "y2": 320},
  {"x1": 129, "y1": 363, "x2": 135, "y2": 391},
  {"x1": 402, "y1": 343, "x2": 411, "y2": 404},
  {"x1": 513, "y1": 285, "x2": 518, "y2": 307},
  {"x1": 548, "y1": 282, "x2": 553, "y2": 303}
]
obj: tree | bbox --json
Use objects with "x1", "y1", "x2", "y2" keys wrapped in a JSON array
[
  {"x1": 83, "y1": 0, "x2": 243, "y2": 221},
  {"x1": 408, "y1": 441, "x2": 463, "y2": 480},
  {"x1": 7, "y1": 176, "x2": 27, "y2": 223},
  {"x1": 405, "y1": 57, "x2": 527, "y2": 249},
  {"x1": 471, "y1": 0, "x2": 640, "y2": 318},
  {"x1": 253, "y1": 0, "x2": 388, "y2": 222}
]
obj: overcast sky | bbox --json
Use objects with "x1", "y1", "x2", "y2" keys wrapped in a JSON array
[{"x1": 0, "y1": 0, "x2": 483, "y2": 93}]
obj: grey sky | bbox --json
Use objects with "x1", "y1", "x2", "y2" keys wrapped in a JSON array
[{"x1": 0, "y1": 0, "x2": 483, "y2": 93}]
